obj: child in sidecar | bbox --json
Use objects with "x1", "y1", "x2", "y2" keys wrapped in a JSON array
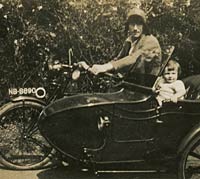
[{"x1": 154, "y1": 59, "x2": 186, "y2": 106}]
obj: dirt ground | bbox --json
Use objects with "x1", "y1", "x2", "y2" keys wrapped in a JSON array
[{"x1": 0, "y1": 165, "x2": 177, "y2": 179}]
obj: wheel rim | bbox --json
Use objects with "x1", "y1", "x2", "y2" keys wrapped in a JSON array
[
  {"x1": 0, "y1": 104, "x2": 52, "y2": 167},
  {"x1": 184, "y1": 139, "x2": 200, "y2": 179}
]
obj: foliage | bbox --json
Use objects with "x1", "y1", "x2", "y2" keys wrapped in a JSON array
[
  {"x1": 148, "y1": 0, "x2": 200, "y2": 77},
  {"x1": 0, "y1": 0, "x2": 200, "y2": 98}
]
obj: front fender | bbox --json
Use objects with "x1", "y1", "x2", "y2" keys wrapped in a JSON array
[
  {"x1": 10, "y1": 96, "x2": 46, "y2": 106},
  {"x1": 177, "y1": 122, "x2": 200, "y2": 155}
]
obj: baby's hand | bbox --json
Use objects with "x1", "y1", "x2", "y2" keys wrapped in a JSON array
[{"x1": 154, "y1": 89, "x2": 160, "y2": 94}]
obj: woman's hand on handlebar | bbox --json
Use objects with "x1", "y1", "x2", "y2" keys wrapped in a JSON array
[
  {"x1": 89, "y1": 63, "x2": 114, "y2": 75},
  {"x1": 77, "y1": 61, "x2": 90, "y2": 70},
  {"x1": 77, "y1": 61, "x2": 118, "y2": 78}
]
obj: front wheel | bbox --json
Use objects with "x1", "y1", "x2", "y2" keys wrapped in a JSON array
[
  {"x1": 178, "y1": 134, "x2": 200, "y2": 179},
  {"x1": 0, "y1": 100, "x2": 54, "y2": 170}
]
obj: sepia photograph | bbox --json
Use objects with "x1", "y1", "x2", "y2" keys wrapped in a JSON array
[{"x1": 0, "y1": 0, "x2": 200, "y2": 178}]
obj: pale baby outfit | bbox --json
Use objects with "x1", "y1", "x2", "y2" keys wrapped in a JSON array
[{"x1": 156, "y1": 79, "x2": 186, "y2": 106}]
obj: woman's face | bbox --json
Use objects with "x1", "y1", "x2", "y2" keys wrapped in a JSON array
[{"x1": 128, "y1": 22, "x2": 143, "y2": 39}]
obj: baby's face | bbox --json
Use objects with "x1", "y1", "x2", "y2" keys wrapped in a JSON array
[{"x1": 163, "y1": 67, "x2": 178, "y2": 83}]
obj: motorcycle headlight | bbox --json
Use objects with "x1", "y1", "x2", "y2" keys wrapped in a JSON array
[{"x1": 72, "y1": 70, "x2": 81, "y2": 80}]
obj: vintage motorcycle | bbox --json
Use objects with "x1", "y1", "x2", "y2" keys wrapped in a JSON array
[
  {"x1": 36, "y1": 47, "x2": 200, "y2": 179},
  {"x1": 0, "y1": 56, "x2": 115, "y2": 170}
]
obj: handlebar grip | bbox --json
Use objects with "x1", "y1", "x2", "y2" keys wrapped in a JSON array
[
  {"x1": 104, "y1": 72, "x2": 114, "y2": 77},
  {"x1": 61, "y1": 64, "x2": 72, "y2": 68},
  {"x1": 48, "y1": 63, "x2": 73, "y2": 70},
  {"x1": 104, "y1": 72, "x2": 124, "y2": 79}
]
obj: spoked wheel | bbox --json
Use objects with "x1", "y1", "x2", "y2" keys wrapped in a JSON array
[
  {"x1": 178, "y1": 135, "x2": 200, "y2": 179},
  {"x1": 0, "y1": 100, "x2": 54, "y2": 170}
]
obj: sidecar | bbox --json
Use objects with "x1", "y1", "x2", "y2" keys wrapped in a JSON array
[{"x1": 38, "y1": 55, "x2": 200, "y2": 179}]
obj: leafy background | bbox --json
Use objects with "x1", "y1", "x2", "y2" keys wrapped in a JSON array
[{"x1": 0, "y1": 0, "x2": 200, "y2": 99}]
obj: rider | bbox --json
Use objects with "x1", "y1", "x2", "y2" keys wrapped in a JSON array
[{"x1": 81, "y1": 8, "x2": 162, "y2": 77}]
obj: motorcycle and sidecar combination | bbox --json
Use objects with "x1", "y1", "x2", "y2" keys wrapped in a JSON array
[
  {"x1": 38, "y1": 47, "x2": 200, "y2": 179},
  {"x1": 0, "y1": 46, "x2": 200, "y2": 179}
]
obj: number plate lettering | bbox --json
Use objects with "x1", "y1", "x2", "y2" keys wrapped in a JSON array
[{"x1": 8, "y1": 87, "x2": 46, "y2": 99}]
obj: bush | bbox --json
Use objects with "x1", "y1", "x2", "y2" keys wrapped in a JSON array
[{"x1": 0, "y1": 0, "x2": 200, "y2": 98}]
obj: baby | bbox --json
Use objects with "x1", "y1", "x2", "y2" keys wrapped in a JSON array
[{"x1": 155, "y1": 60, "x2": 186, "y2": 106}]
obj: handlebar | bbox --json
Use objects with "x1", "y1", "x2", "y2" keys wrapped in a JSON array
[
  {"x1": 48, "y1": 61, "x2": 90, "y2": 71},
  {"x1": 48, "y1": 61, "x2": 90, "y2": 81},
  {"x1": 48, "y1": 60, "x2": 123, "y2": 83},
  {"x1": 48, "y1": 62, "x2": 74, "y2": 71},
  {"x1": 104, "y1": 72, "x2": 123, "y2": 79},
  {"x1": 46, "y1": 60, "x2": 123, "y2": 94}
]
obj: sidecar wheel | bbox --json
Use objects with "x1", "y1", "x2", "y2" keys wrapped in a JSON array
[
  {"x1": 0, "y1": 101, "x2": 54, "y2": 170},
  {"x1": 178, "y1": 134, "x2": 200, "y2": 179}
]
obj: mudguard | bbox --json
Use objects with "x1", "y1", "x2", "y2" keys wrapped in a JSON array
[
  {"x1": 178, "y1": 122, "x2": 200, "y2": 155},
  {"x1": 10, "y1": 95, "x2": 46, "y2": 105}
]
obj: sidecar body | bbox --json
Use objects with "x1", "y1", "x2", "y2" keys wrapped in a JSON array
[{"x1": 38, "y1": 57, "x2": 200, "y2": 179}]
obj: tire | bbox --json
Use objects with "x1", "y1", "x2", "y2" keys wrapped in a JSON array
[
  {"x1": 0, "y1": 100, "x2": 54, "y2": 170},
  {"x1": 178, "y1": 134, "x2": 200, "y2": 179}
]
